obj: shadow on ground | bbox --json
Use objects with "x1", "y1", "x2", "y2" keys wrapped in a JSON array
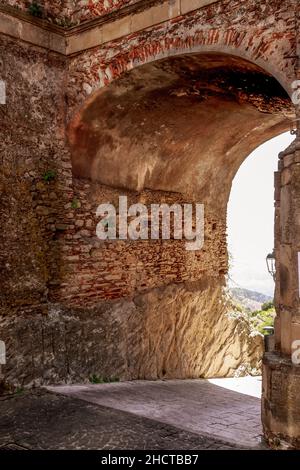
[{"x1": 0, "y1": 378, "x2": 265, "y2": 450}]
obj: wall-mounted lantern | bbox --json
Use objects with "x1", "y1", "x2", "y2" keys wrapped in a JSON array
[
  {"x1": 266, "y1": 250, "x2": 276, "y2": 282},
  {"x1": 290, "y1": 117, "x2": 300, "y2": 136}
]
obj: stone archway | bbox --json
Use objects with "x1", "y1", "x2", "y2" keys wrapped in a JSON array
[
  {"x1": 67, "y1": 51, "x2": 300, "y2": 446},
  {"x1": 0, "y1": 0, "x2": 299, "y2": 449},
  {"x1": 62, "y1": 52, "x2": 293, "y2": 380},
  {"x1": 69, "y1": 52, "x2": 293, "y2": 200}
]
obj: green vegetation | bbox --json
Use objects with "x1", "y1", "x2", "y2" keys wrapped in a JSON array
[
  {"x1": 89, "y1": 375, "x2": 120, "y2": 384},
  {"x1": 28, "y1": 2, "x2": 43, "y2": 18},
  {"x1": 250, "y1": 302, "x2": 275, "y2": 335},
  {"x1": 229, "y1": 288, "x2": 275, "y2": 335},
  {"x1": 71, "y1": 198, "x2": 80, "y2": 209},
  {"x1": 42, "y1": 169, "x2": 56, "y2": 182},
  {"x1": 261, "y1": 300, "x2": 274, "y2": 311}
]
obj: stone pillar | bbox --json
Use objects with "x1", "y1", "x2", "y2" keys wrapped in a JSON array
[{"x1": 262, "y1": 72, "x2": 300, "y2": 447}]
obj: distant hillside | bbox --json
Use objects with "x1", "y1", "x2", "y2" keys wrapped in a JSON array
[{"x1": 230, "y1": 287, "x2": 273, "y2": 312}]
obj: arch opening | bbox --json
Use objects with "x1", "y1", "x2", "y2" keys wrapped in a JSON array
[
  {"x1": 64, "y1": 51, "x2": 295, "y2": 381},
  {"x1": 69, "y1": 52, "x2": 293, "y2": 214},
  {"x1": 228, "y1": 132, "x2": 294, "y2": 300}
]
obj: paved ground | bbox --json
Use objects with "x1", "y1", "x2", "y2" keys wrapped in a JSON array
[
  {"x1": 47, "y1": 377, "x2": 263, "y2": 449},
  {"x1": 0, "y1": 389, "x2": 245, "y2": 450}
]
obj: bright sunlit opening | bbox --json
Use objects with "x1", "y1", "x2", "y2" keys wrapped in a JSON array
[{"x1": 227, "y1": 132, "x2": 294, "y2": 297}]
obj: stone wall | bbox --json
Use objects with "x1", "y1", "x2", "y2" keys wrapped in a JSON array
[
  {"x1": 0, "y1": 34, "x2": 69, "y2": 311},
  {"x1": 1, "y1": 281, "x2": 263, "y2": 387},
  {"x1": 51, "y1": 179, "x2": 227, "y2": 306},
  {"x1": 262, "y1": 140, "x2": 300, "y2": 449}
]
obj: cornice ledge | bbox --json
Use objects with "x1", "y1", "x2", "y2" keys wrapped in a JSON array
[
  {"x1": 0, "y1": 0, "x2": 219, "y2": 55},
  {"x1": 0, "y1": 5, "x2": 66, "y2": 53}
]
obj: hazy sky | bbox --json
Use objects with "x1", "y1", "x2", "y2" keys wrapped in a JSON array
[{"x1": 227, "y1": 132, "x2": 294, "y2": 297}]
